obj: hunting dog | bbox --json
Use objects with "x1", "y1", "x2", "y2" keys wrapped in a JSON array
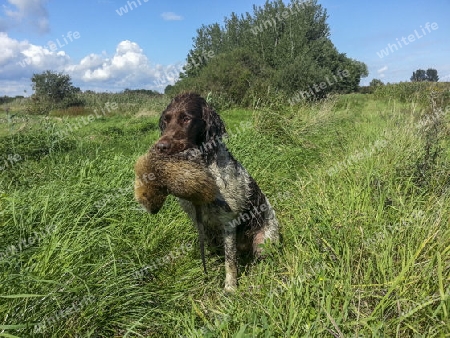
[{"x1": 155, "y1": 92, "x2": 279, "y2": 292}]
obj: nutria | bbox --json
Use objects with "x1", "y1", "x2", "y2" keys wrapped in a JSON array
[{"x1": 134, "y1": 147, "x2": 219, "y2": 274}]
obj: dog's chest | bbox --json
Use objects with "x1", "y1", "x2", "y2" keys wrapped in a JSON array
[
  {"x1": 207, "y1": 154, "x2": 251, "y2": 215},
  {"x1": 178, "y1": 149, "x2": 251, "y2": 228}
]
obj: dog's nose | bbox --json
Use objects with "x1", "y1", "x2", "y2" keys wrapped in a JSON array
[{"x1": 156, "y1": 140, "x2": 170, "y2": 153}]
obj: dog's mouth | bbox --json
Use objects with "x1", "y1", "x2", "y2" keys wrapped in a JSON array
[{"x1": 156, "y1": 138, "x2": 197, "y2": 155}]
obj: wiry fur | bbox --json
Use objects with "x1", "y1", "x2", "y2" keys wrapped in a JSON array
[{"x1": 156, "y1": 92, "x2": 280, "y2": 292}]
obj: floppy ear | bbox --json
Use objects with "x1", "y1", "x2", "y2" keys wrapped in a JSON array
[
  {"x1": 201, "y1": 101, "x2": 226, "y2": 142},
  {"x1": 158, "y1": 110, "x2": 166, "y2": 133}
]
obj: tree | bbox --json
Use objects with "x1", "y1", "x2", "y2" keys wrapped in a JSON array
[
  {"x1": 411, "y1": 68, "x2": 439, "y2": 82},
  {"x1": 370, "y1": 79, "x2": 384, "y2": 87},
  {"x1": 411, "y1": 69, "x2": 426, "y2": 82},
  {"x1": 31, "y1": 70, "x2": 81, "y2": 106},
  {"x1": 164, "y1": 85, "x2": 174, "y2": 94},
  {"x1": 171, "y1": 0, "x2": 367, "y2": 104},
  {"x1": 426, "y1": 68, "x2": 439, "y2": 82}
]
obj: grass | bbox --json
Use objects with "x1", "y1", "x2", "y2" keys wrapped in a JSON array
[{"x1": 0, "y1": 91, "x2": 449, "y2": 337}]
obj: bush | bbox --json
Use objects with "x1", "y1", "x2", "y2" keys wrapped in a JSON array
[
  {"x1": 28, "y1": 71, "x2": 83, "y2": 114},
  {"x1": 171, "y1": 1, "x2": 368, "y2": 106},
  {"x1": 25, "y1": 99, "x2": 52, "y2": 115},
  {"x1": 170, "y1": 48, "x2": 273, "y2": 107}
]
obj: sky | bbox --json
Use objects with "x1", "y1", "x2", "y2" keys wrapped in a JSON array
[{"x1": 0, "y1": 0, "x2": 449, "y2": 96}]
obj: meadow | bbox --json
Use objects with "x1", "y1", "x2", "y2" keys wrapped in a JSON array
[{"x1": 0, "y1": 87, "x2": 449, "y2": 337}]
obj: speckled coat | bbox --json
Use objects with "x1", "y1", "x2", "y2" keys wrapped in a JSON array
[
  {"x1": 178, "y1": 138, "x2": 279, "y2": 292},
  {"x1": 157, "y1": 93, "x2": 280, "y2": 292}
]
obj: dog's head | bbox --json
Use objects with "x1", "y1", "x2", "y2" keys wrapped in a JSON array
[{"x1": 156, "y1": 93, "x2": 226, "y2": 155}]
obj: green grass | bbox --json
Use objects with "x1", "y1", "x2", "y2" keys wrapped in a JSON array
[{"x1": 0, "y1": 93, "x2": 449, "y2": 337}]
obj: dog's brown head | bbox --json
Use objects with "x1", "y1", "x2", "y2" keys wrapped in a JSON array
[{"x1": 157, "y1": 93, "x2": 226, "y2": 155}]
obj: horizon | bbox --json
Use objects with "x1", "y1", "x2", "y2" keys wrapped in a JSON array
[{"x1": 1, "y1": 0, "x2": 449, "y2": 96}]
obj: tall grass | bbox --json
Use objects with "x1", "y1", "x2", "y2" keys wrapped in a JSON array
[
  {"x1": 374, "y1": 81, "x2": 450, "y2": 107},
  {"x1": 0, "y1": 90, "x2": 449, "y2": 337}
]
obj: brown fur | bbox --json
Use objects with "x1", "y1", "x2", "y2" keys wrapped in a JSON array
[
  {"x1": 155, "y1": 93, "x2": 280, "y2": 292},
  {"x1": 134, "y1": 147, "x2": 218, "y2": 214}
]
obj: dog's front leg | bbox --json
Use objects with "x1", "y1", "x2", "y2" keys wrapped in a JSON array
[{"x1": 223, "y1": 226, "x2": 237, "y2": 292}]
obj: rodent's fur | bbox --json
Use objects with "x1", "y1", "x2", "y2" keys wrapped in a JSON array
[{"x1": 134, "y1": 147, "x2": 218, "y2": 214}]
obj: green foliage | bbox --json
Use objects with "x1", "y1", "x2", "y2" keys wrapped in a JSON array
[
  {"x1": 29, "y1": 71, "x2": 84, "y2": 114},
  {"x1": 80, "y1": 90, "x2": 168, "y2": 112},
  {"x1": 171, "y1": 48, "x2": 274, "y2": 106},
  {"x1": 122, "y1": 88, "x2": 161, "y2": 96},
  {"x1": 0, "y1": 95, "x2": 23, "y2": 105},
  {"x1": 411, "y1": 68, "x2": 439, "y2": 82},
  {"x1": 164, "y1": 85, "x2": 174, "y2": 94},
  {"x1": 171, "y1": 0, "x2": 368, "y2": 105},
  {"x1": 27, "y1": 90, "x2": 171, "y2": 117},
  {"x1": 370, "y1": 78, "x2": 384, "y2": 87},
  {"x1": 1, "y1": 92, "x2": 449, "y2": 336},
  {"x1": 426, "y1": 68, "x2": 439, "y2": 82},
  {"x1": 374, "y1": 82, "x2": 450, "y2": 106},
  {"x1": 31, "y1": 71, "x2": 81, "y2": 103},
  {"x1": 0, "y1": 123, "x2": 77, "y2": 188},
  {"x1": 359, "y1": 78, "x2": 385, "y2": 94},
  {"x1": 0, "y1": 122, "x2": 76, "y2": 161}
]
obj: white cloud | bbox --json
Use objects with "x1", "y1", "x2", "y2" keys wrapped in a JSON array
[
  {"x1": 161, "y1": 12, "x2": 183, "y2": 21},
  {"x1": 0, "y1": 34, "x2": 185, "y2": 95},
  {"x1": 0, "y1": 32, "x2": 70, "y2": 78},
  {"x1": 0, "y1": 0, "x2": 50, "y2": 33},
  {"x1": 68, "y1": 40, "x2": 153, "y2": 84}
]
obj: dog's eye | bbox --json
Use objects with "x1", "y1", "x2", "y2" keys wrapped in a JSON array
[{"x1": 182, "y1": 116, "x2": 191, "y2": 123}]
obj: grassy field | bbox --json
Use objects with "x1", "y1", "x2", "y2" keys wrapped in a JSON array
[{"x1": 0, "y1": 92, "x2": 449, "y2": 337}]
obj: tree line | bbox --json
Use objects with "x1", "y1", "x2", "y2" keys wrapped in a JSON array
[
  {"x1": 410, "y1": 69, "x2": 439, "y2": 82},
  {"x1": 167, "y1": 0, "x2": 368, "y2": 105},
  {"x1": 12, "y1": 0, "x2": 444, "y2": 111}
]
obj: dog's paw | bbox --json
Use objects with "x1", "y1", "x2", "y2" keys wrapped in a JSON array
[
  {"x1": 224, "y1": 276, "x2": 237, "y2": 293},
  {"x1": 224, "y1": 283, "x2": 237, "y2": 293}
]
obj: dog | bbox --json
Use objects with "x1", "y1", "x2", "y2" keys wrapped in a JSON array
[{"x1": 155, "y1": 92, "x2": 279, "y2": 292}]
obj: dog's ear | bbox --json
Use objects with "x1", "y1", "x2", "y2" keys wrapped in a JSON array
[
  {"x1": 201, "y1": 101, "x2": 226, "y2": 142},
  {"x1": 158, "y1": 110, "x2": 166, "y2": 132}
]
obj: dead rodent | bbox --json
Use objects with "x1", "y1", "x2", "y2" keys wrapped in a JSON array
[{"x1": 134, "y1": 147, "x2": 218, "y2": 214}]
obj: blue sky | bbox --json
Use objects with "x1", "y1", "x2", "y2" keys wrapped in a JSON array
[{"x1": 0, "y1": 0, "x2": 449, "y2": 96}]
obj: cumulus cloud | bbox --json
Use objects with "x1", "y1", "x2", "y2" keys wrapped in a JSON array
[
  {"x1": 0, "y1": 32, "x2": 70, "y2": 79},
  {"x1": 0, "y1": 34, "x2": 185, "y2": 95},
  {"x1": 161, "y1": 12, "x2": 183, "y2": 21},
  {"x1": 68, "y1": 40, "x2": 153, "y2": 85},
  {"x1": 66, "y1": 40, "x2": 186, "y2": 91},
  {"x1": 0, "y1": 0, "x2": 50, "y2": 34}
]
